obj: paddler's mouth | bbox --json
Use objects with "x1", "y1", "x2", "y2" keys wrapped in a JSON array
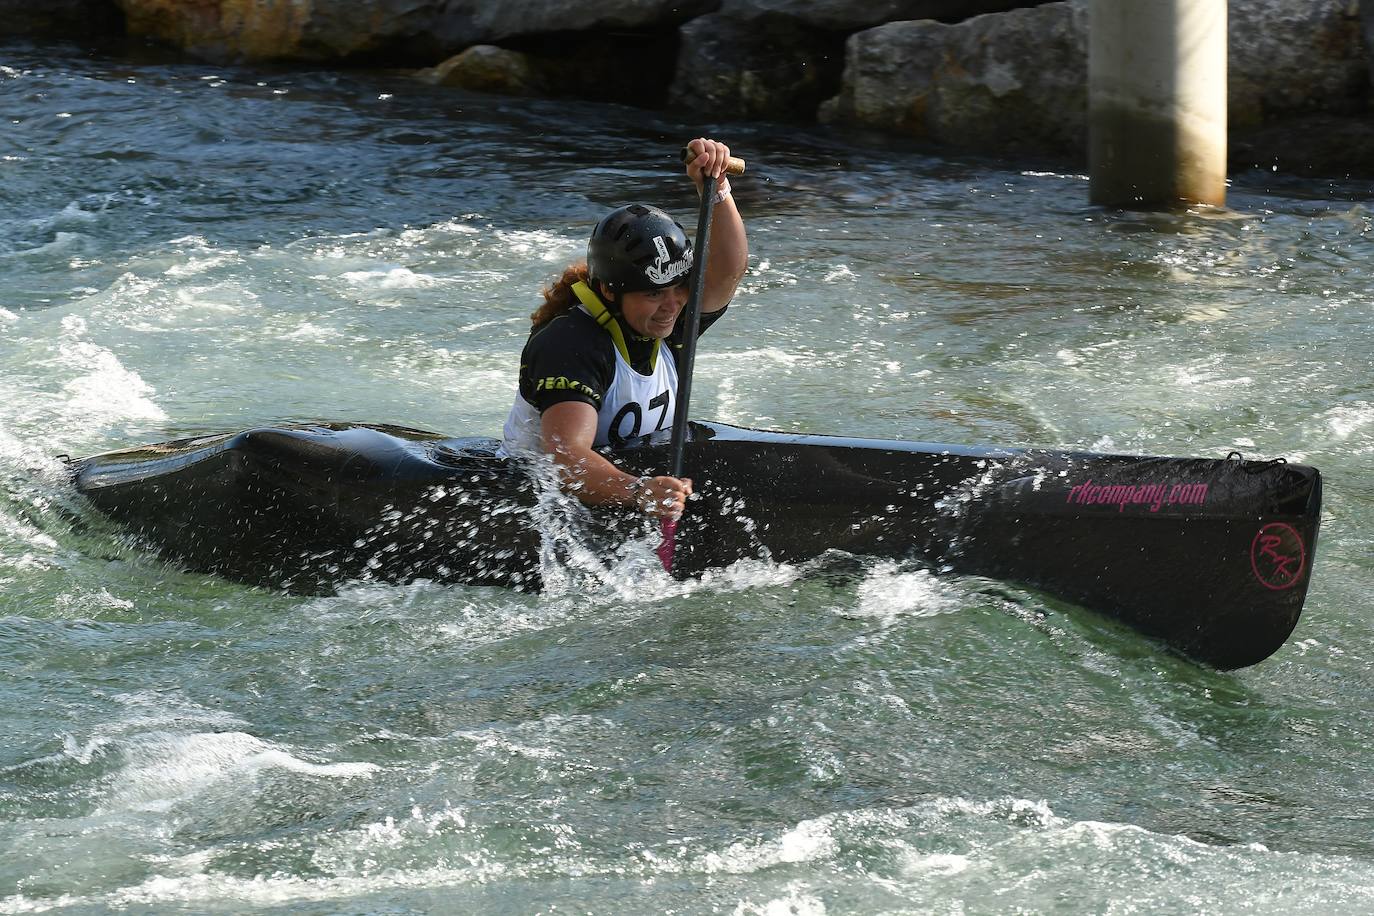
[{"x1": 641, "y1": 307, "x2": 682, "y2": 336}]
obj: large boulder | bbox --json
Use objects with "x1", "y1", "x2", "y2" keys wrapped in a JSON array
[
  {"x1": 0, "y1": 0, "x2": 123, "y2": 36},
  {"x1": 435, "y1": 0, "x2": 717, "y2": 43},
  {"x1": 667, "y1": 3, "x2": 1049, "y2": 121},
  {"x1": 417, "y1": 33, "x2": 679, "y2": 108},
  {"x1": 1228, "y1": 0, "x2": 1369, "y2": 127},
  {"x1": 668, "y1": 12, "x2": 846, "y2": 120},
  {"x1": 418, "y1": 45, "x2": 546, "y2": 95},
  {"x1": 818, "y1": 1, "x2": 1089, "y2": 155},
  {"x1": 718, "y1": 0, "x2": 1047, "y2": 31},
  {"x1": 1365, "y1": 1, "x2": 1374, "y2": 88},
  {"x1": 115, "y1": 0, "x2": 366, "y2": 61},
  {"x1": 114, "y1": 0, "x2": 716, "y2": 62}
]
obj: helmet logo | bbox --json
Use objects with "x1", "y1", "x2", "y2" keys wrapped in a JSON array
[{"x1": 644, "y1": 235, "x2": 692, "y2": 286}]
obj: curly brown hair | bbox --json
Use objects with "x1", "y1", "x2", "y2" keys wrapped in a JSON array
[{"x1": 530, "y1": 262, "x2": 592, "y2": 330}]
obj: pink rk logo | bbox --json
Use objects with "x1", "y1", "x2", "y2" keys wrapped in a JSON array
[{"x1": 1250, "y1": 522, "x2": 1306, "y2": 591}]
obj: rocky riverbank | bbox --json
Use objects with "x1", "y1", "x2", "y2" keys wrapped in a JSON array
[{"x1": 6, "y1": 0, "x2": 1372, "y2": 178}]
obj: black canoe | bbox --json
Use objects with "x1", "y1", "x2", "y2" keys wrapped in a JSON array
[{"x1": 70, "y1": 420, "x2": 1322, "y2": 669}]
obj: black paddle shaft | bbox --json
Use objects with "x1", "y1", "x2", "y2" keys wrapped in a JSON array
[{"x1": 667, "y1": 173, "x2": 716, "y2": 479}]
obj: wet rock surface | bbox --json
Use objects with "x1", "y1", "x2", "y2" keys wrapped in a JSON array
[
  {"x1": 0, "y1": 0, "x2": 124, "y2": 37},
  {"x1": 817, "y1": 2, "x2": 1090, "y2": 155}
]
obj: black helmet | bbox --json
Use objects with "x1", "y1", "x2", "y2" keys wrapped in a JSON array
[{"x1": 587, "y1": 204, "x2": 693, "y2": 294}]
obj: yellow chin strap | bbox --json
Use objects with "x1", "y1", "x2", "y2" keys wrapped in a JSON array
[{"x1": 572, "y1": 281, "x2": 660, "y2": 372}]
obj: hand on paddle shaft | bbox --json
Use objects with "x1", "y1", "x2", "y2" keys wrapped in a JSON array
[
  {"x1": 658, "y1": 140, "x2": 746, "y2": 568},
  {"x1": 635, "y1": 475, "x2": 693, "y2": 519}
]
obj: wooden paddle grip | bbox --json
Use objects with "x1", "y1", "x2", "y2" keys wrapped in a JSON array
[{"x1": 680, "y1": 146, "x2": 746, "y2": 175}]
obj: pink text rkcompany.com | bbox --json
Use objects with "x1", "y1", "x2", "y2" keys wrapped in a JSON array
[{"x1": 1066, "y1": 480, "x2": 1209, "y2": 513}]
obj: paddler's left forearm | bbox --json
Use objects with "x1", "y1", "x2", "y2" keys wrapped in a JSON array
[
  {"x1": 702, "y1": 190, "x2": 747, "y2": 314},
  {"x1": 682, "y1": 138, "x2": 747, "y2": 314}
]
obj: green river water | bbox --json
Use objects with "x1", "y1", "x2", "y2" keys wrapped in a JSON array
[{"x1": 1, "y1": 40, "x2": 1372, "y2": 914}]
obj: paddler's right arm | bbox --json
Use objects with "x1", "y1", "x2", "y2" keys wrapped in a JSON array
[{"x1": 540, "y1": 401, "x2": 691, "y2": 518}]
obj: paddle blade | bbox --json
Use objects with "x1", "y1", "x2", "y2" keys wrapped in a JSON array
[{"x1": 657, "y1": 518, "x2": 677, "y2": 571}]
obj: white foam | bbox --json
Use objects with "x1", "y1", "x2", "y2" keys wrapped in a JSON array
[
  {"x1": 391, "y1": 356, "x2": 510, "y2": 400},
  {"x1": 452, "y1": 269, "x2": 512, "y2": 286},
  {"x1": 1170, "y1": 363, "x2": 1252, "y2": 389},
  {"x1": 29, "y1": 200, "x2": 100, "y2": 232},
  {"x1": 340, "y1": 266, "x2": 442, "y2": 289},
  {"x1": 279, "y1": 320, "x2": 344, "y2": 341},
  {"x1": 527, "y1": 480, "x2": 797, "y2": 605},
  {"x1": 0, "y1": 508, "x2": 60, "y2": 554},
  {"x1": 0, "y1": 448, "x2": 67, "y2": 568},
  {"x1": 699, "y1": 817, "x2": 839, "y2": 874},
  {"x1": 425, "y1": 217, "x2": 482, "y2": 235},
  {"x1": 304, "y1": 580, "x2": 577, "y2": 651},
  {"x1": 8, "y1": 793, "x2": 1373, "y2": 913},
  {"x1": 1180, "y1": 305, "x2": 1236, "y2": 323},
  {"x1": 175, "y1": 280, "x2": 261, "y2": 315},
  {"x1": 0, "y1": 731, "x2": 121, "y2": 775},
  {"x1": 0, "y1": 863, "x2": 507, "y2": 914},
  {"x1": 53, "y1": 588, "x2": 134, "y2": 615},
  {"x1": 308, "y1": 802, "x2": 486, "y2": 881},
  {"x1": 454, "y1": 315, "x2": 525, "y2": 333},
  {"x1": 10, "y1": 231, "x2": 86, "y2": 259},
  {"x1": 54, "y1": 315, "x2": 167, "y2": 428},
  {"x1": 701, "y1": 347, "x2": 804, "y2": 370},
  {"x1": 901, "y1": 851, "x2": 971, "y2": 876},
  {"x1": 106, "y1": 690, "x2": 250, "y2": 734},
  {"x1": 689, "y1": 558, "x2": 801, "y2": 594},
  {"x1": 164, "y1": 253, "x2": 237, "y2": 277},
  {"x1": 924, "y1": 795, "x2": 1060, "y2": 828},
  {"x1": 1326, "y1": 401, "x2": 1371, "y2": 440},
  {"x1": 101, "y1": 730, "x2": 378, "y2": 814},
  {"x1": 0, "y1": 307, "x2": 16, "y2": 322},
  {"x1": 494, "y1": 229, "x2": 579, "y2": 262},
  {"x1": 852, "y1": 562, "x2": 964, "y2": 623},
  {"x1": 732, "y1": 884, "x2": 829, "y2": 916}
]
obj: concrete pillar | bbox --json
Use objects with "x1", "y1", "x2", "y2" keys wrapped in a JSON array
[{"x1": 1089, "y1": 0, "x2": 1227, "y2": 209}]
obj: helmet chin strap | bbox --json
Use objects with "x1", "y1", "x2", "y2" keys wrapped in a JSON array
[
  {"x1": 597, "y1": 282, "x2": 652, "y2": 340},
  {"x1": 591, "y1": 280, "x2": 621, "y2": 314}
]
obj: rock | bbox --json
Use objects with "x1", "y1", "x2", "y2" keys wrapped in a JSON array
[
  {"x1": 433, "y1": 0, "x2": 716, "y2": 45},
  {"x1": 415, "y1": 32, "x2": 678, "y2": 108},
  {"x1": 0, "y1": 0, "x2": 123, "y2": 36},
  {"x1": 1365, "y1": 1, "x2": 1374, "y2": 87},
  {"x1": 116, "y1": 0, "x2": 337, "y2": 61},
  {"x1": 669, "y1": 13, "x2": 846, "y2": 120},
  {"x1": 114, "y1": 0, "x2": 717, "y2": 62},
  {"x1": 718, "y1": 0, "x2": 1047, "y2": 32},
  {"x1": 818, "y1": 1, "x2": 1089, "y2": 155},
  {"x1": 1228, "y1": 0, "x2": 1369, "y2": 127},
  {"x1": 418, "y1": 45, "x2": 545, "y2": 95}
]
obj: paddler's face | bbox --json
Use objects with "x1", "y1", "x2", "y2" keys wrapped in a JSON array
[{"x1": 614, "y1": 282, "x2": 690, "y2": 339}]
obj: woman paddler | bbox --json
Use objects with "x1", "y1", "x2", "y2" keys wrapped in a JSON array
[{"x1": 500, "y1": 138, "x2": 747, "y2": 519}]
